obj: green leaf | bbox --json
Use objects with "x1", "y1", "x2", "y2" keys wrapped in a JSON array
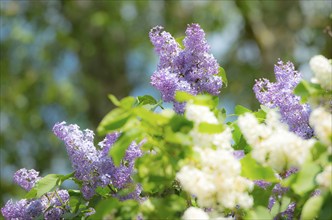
[
  {"x1": 25, "y1": 174, "x2": 61, "y2": 199},
  {"x1": 90, "y1": 198, "x2": 120, "y2": 220},
  {"x1": 232, "y1": 123, "x2": 242, "y2": 144},
  {"x1": 293, "y1": 80, "x2": 327, "y2": 103},
  {"x1": 215, "y1": 108, "x2": 227, "y2": 122},
  {"x1": 164, "y1": 129, "x2": 191, "y2": 145},
  {"x1": 175, "y1": 36, "x2": 185, "y2": 49},
  {"x1": 61, "y1": 212, "x2": 78, "y2": 220},
  {"x1": 194, "y1": 95, "x2": 219, "y2": 108},
  {"x1": 119, "y1": 96, "x2": 136, "y2": 109},
  {"x1": 68, "y1": 189, "x2": 81, "y2": 197},
  {"x1": 301, "y1": 196, "x2": 324, "y2": 220},
  {"x1": 133, "y1": 107, "x2": 169, "y2": 126},
  {"x1": 291, "y1": 162, "x2": 321, "y2": 195},
  {"x1": 67, "y1": 195, "x2": 82, "y2": 217},
  {"x1": 281, "y1": 173, "x2": 298, "y2": 188},
  {"x1": 245, "y1": 206, "x2": 272, "y2": 220},
  {"x1": 110, "y1": 128, "x2": 142, "y2": 166},
  {"x1": 235, "y1": 105, "x2": 252, "y2": 115},
  {"x1": 251, "y1": 185, "x2": 273, "y2": 207},
  {"x1": 147, "y1": 194, "x2": 187, "y2": 219},
  {"x1": 95, "y1": 186, "x2": 111, "y2": 197},
  {"x1": 218, "y1": 66, "x2": 228, "y2": 87},
  {"x1": 97, "y1": 109, "x2": 131, "y2": 135},
  {"x1": 108, "y1": 94, "x2": 121, "y2": 106},
  {"x1": 169, "y1": 115, "x2": 193, "y2": 132},
  {"x1": 231, "y1": 124, "x2": 251, "y2": 152},
  {"x1": 198, "y1": 122, "x2": 225, "y2": 134},
  {"x1": 60, "y1": 172, "x2": 74, "y2": 182},
  {"x1": 294, "y1": 80, "x2": 310, "y2": 97},
  {"x1": 240, "y1": 154, "x2": 278, "y2": 182},
  {"x1": 270, "y1": 196, "x2": 291, "y2": 217},
  {"x1": 137, "y1": 95, "x2": 157, "y2": 105},
  {"x1": 174, "y1": 91, "x2": 195, "y2": 102},
  {"x1": 254, "y1": 109, "x2": 267, "y2": 122},
  {"x1": 319, "y1": 193, "x2": 332, "y2": 219},
  {"x1": 311, "y1": 142, "x2": 327, "y2": 161}
]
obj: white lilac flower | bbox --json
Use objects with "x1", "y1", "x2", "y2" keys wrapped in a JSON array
[
  {"x1": 185, "y1": 104, "x2": 233, "y2": 151},
  {"x1": 310, "y1": 107, "x2": 332, "y2": 149},
  {"x1": 177, "y1": 148, "x2": 253, "y2": 210},
  {"x1": 150, "y1": 24, "x2": 222, "y2": 113},
  {"x1": 309, "y1": 55, "x2": 332, "y2": 90},
  {"x1": 186, "y1": 104, "x2": 218, "y2": 124},
  {"x1": 182, "y1": 208, "x2": 236, "y2": 220},
  {"x1": 254, "y1": 60, "x2": 313, "y2": 139},
  {"x1": 182, "y1": 207, "x2": 209, "y2": 220},
  {"x1": 316, "y1": 165, "x2": 332, "y2": 191},
  {"x1": 238, "y1": 111, "x2": 315, "y2": 173}
]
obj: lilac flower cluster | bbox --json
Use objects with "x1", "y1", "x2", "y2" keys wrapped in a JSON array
[
  {"x1": 1, "y1": 169, "x2": 70, "y2": 220},
  {"x1": 150, "y1": 23, "x2": 222, "y2": 113},
  {"x1": 253, "y1": 60, "x2": 313, "y2": 139},
  {"x1": 53, "y1": 122, "x2": 143, "y2": 200},
  {"x1": 254, "y1": 167, "x2": 299, "y2": 219},
  {"x1": 13, "y1": 168, "x2": 41, "y2": 191},
  {"x1": 277, "y1": 202, "x2": 296, "y2": 220}
]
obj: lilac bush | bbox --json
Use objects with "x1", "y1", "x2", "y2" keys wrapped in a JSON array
[{"x1": 2, "y1": 24, "x2": 331, "y2": 220}]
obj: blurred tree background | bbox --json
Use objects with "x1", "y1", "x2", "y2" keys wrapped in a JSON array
[{"x1": 0, "y1": 0, "x2": 331, "y2": 208}]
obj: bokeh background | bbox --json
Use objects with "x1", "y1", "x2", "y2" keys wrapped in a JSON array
[{"x1": 1, "y1": 0, "x2": 331, "y2": 208}]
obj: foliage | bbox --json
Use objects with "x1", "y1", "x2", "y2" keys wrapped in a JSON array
[
  {"x1": 1, "y1": 1, "x2": 331, "y2": 209},
  {"x1": 2, "y1": 53, "x2": 332, "y2": 218},
  {"x1": 1, "y1": 2, "x2": 332, "y2": 219}
]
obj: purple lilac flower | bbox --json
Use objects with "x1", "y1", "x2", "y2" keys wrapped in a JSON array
[
  {"x1": 267, "y1": 183, "x2": 290, "y2": 211},
  {"x1": 282, "y1": 167, "x2": 298, "y2": 179},
  {"x1": 136, "y1": 213, "x2": 144, "y2": 220},
  {"x1": 1, "y1": 190, "x2": 70, "y2": 220},
  {"x1": 1, "y1": 199, "x2": 29, "y2": 219},
  {"x1": 13, "y1": 168, "x2": 41, "y2": 191},
  {"x1": 272, "y1": 183, "x2": 289, "y2": 195},
  {"x1": 99, "y1": 132, "x2": 121, "y2": 157},
  {"x1": 254, "y1": 167, "x2": 298, "y2": 214},
  {"x1": 47, "y1": 190, "x2": 70, "y2": 207},
  {"x1": 84, "y1": 208, "x2": 96, "y2": 217},
  {"x1": 233, "y1": 150, "x2": 245, "y2": 160},
  {"x1": 115, "y1": 184, "x2": 145, "y2": 202},
  {"x1": 25, "y1": 200, "x2": 44, "y2": 218},
  {"x1": 98, "y1": 134, "x2": 141, "y2": 190},
  {"x1": 44, "y1": 208, "x2": 64, "y2": 220},
  {"x1": 277, "y1": 202, "x2": 296, "y2": 220},
  {"x1": 43, "y1": 190, "x2": 70, "y2": 220},
  {"x1": 311, "y1": 189, "x2": 321, "y2": 197},
  {"x1": 150, "y1": 24, "x2": 223, "y2": 113},
  {"x1": 53, "y1": 122, "x2": 144, "y2": 200},
  {"x1": 203, "y1": 207, "x2": 213, "y2": 213},
  {"x1": 149, "y1": 26, "x2": 180, "y2": 70},
  {"x1": 99, "y1": 134, "x2": 144, "y2": 194},
  {"x1": 268, "y1": 196, "x2": 276, "y2": 211},
  {"x1": 53, "y1": 122, "x2": 100, "y2": 199},
  {"x1": 254, "y1": 180, "x2": 272, "y2": 190},
  {"x1": 253, "y1": 60, "x2": 313, "y2": 139}
]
